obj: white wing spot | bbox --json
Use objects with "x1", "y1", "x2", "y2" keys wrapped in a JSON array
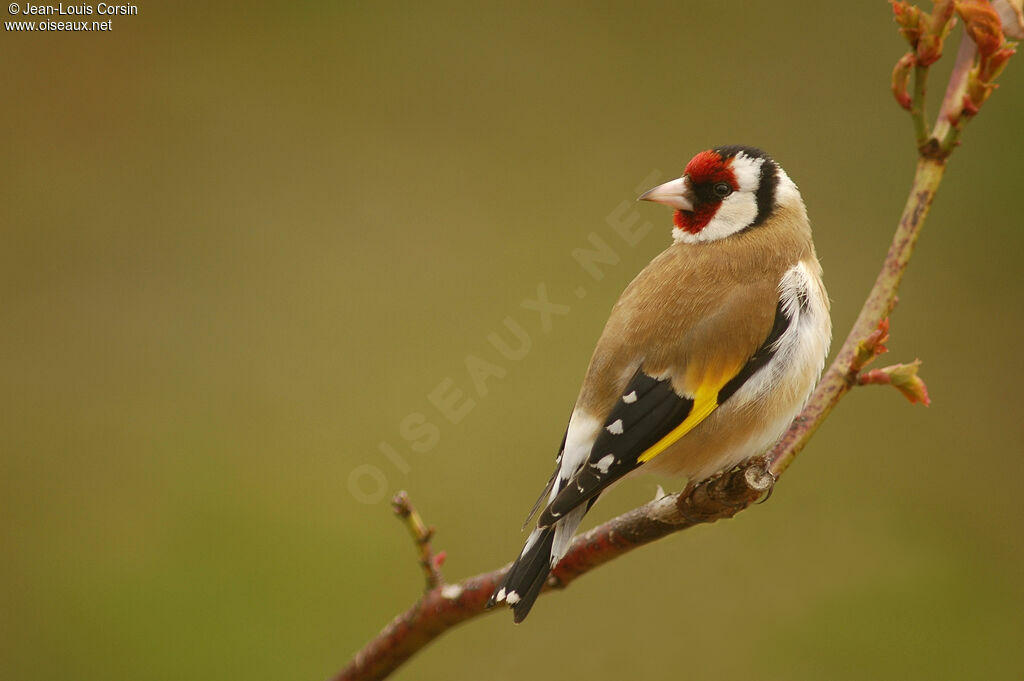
[
  {"x1": 505, "y1": 591, "x2": 521, "y2": 605},
  {"x1": 606, "y1": 419, "x2": 624, "y2": 435},
  {"x1": 622, "y1": 391, "x2": 638, "y2": 404},
  {"x1": 495, "y1": 587, "x2": 506, "y2": 602},
  {"x1": 591, "y1": 454, "x2": 616, "y2": 474}
]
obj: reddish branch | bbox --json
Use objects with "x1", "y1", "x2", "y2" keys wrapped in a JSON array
[
  {"x1": 334, "y1": 465, "x2": 773, "y2": 681},
  {"x1": 333, "y1": 7, "x2": 1015, "y2": 681}
]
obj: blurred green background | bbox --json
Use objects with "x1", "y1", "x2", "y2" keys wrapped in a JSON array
[{"x1": 3, "y1": 2, "x2": 1023, "y2": 680}]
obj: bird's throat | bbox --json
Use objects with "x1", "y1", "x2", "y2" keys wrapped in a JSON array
[{"x1": 673, "y1": 205, "x2": 718, "y2": 235}]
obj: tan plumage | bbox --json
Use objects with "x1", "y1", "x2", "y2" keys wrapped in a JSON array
[
  {"x1": 489, "y1": 145, "x2": 831, "y2": 622},
  {"x1": 578, "y1": 186, "x2": 827, "y2": 480}
]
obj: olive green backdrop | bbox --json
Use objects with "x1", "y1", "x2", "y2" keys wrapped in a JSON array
[{"x1": 3, "y1": 2, "x2": 1023, "y2": 680}]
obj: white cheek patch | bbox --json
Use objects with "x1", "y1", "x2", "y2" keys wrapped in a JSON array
[
  {"x1": 672, "y1": 151, "x2": 767, "y2": 244},
  {"x1": 673, "y1": 192, "x2": 759, "y2": 244}
]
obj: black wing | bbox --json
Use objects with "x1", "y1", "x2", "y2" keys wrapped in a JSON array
[
  {"x1": 538, "y1": 300, "x2": 793, "y2": 527},
  {"x1": 537, "y1": 370, "x2": 693, "y2": 526}
]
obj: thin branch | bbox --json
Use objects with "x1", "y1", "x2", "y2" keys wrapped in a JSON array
[
  {"x1": 858, "y1": 359, "x2": 931, "y2": 406},
  {"x1": 335, "y1": 563, "x2": 503, "y2": 681},
  {"x1": 391, "y1": 491, "x2": 445, "y2": 591},
  {"x1": 910, "y1": 63, "x2": 931, "y2": 147},
  {"x1": 935, "y1": 34, "x2": 979, "y2": 155},
  {"x1": 333, "y1": 463, "x2": 773, "y2": 681}
]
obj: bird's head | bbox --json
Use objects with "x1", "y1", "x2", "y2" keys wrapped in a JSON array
[{"x1": 639, "y1": 146, "x2": 802, "y2": 244}]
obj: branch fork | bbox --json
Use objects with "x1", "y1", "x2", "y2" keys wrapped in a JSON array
[
  {"x1": 891, "y1": 0, "x2": 1018, "y2": 157},
  {"x1": 846, "y1": 314, "x2": 932, "y2": 406}
]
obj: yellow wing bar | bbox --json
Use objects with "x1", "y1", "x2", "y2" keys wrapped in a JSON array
[{"x1": 636, "y1": 382, "x2": 721, "y2": 463}]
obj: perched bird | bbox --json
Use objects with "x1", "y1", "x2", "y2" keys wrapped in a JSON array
[{"x1": 487, "y1": 145, "x2": 831, "y2": 622}]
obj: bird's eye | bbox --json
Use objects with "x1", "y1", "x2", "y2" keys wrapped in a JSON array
[{"x1": 713, "y1": 182, "x2": 733, "y2": 198}]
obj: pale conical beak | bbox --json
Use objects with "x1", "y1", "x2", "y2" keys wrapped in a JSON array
[{"x1": 638, "y1": 176, "x2": 694, "y2": 211}]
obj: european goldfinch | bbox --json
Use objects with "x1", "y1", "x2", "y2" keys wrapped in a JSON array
[{"x1": 488, "y1": 145, "x2": 831, "y2": 622}]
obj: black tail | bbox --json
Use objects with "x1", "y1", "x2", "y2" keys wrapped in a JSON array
[{"x1": 487, "y1": 526, "x2": 556, "y2": 623}]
